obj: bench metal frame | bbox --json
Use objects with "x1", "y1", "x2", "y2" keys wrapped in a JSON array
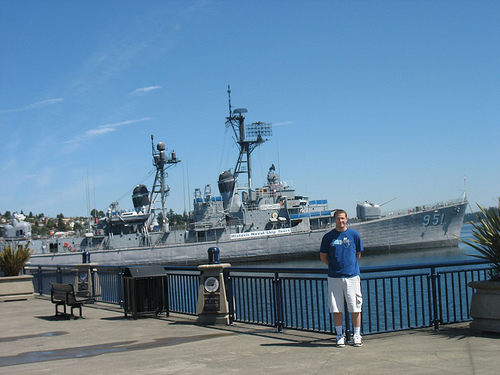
[{"x1": 49, "y1": 282, "x2": 92, "y2": 319}]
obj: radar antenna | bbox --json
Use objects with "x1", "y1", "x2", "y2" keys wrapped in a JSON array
[
  {"x1": 225, "y1": 88, "x2": 272, "y2": 197},
  {"x1": 150, "y1": 135, "x2": 180, "y2": 231}
]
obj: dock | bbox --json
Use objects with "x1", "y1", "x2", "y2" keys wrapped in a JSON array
[{"x1": 1, "y1": 297, "x2": 499, "y2": 374}]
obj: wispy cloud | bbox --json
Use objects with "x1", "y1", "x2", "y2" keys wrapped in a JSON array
[
  {"x1": 63, "y1": 117, "x2": 152, "y2": 144},
  {"x1": 0, "y1": 98, "x2": 64, "y2": 114},
  {"x1": 130, "y1": 86, "x2": 161, "y2": 97},
  {"x1": 272, "y1": 121, "x2": 293, "y2": 127}
]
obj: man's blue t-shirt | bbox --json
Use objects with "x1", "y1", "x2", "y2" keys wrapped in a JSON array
[{"x1": 320, "y1": 228, "x2": 363, "y2": 278}]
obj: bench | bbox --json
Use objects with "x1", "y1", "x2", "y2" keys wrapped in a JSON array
[{"x1": 49, "y1": 282, "x2": 93, "y2": 319}]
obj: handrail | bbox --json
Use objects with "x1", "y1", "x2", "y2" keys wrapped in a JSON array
[{"x1": 25, "y1": 259, "x2": 491, "y2": 337}]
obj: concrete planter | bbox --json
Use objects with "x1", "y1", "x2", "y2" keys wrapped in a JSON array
[
  {"x1": 0, "y1": 275, "x2": 35, "y2": 302},
  {"x1": 468, "y1": 280, "x2": 500, "y2": 333}
]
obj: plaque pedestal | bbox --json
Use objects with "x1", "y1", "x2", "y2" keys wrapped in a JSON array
[
  {"x1": 73, "y1": 263, "x2": 100, "y2": 298},
  {"x1": 196, "y1": 263, "x2": 231, "y2": 325}
]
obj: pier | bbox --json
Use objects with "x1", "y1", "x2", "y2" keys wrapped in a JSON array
[{"x1": 8, "y1": 258, "x2": 498, "y2": 373}]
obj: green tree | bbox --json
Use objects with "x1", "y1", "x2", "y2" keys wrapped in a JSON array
[
  {"x1": 73, "y1": 222, "x2": 84, "y2": 231},
  {"x1": 46, "y1": 219, "x2": 56, "y2": 231},
  {"x1": 167, "y1": 209, "x2": 187, "y2": 229},
  {"x1": 57, "y1": 214, "x2": 67, "y2": 231},
  {"x1": 91, "y1": 209, "x2": 105, "y2": 218},
  {"x1": 31, "y1": 222, "x2": 41, "y2": 236}
]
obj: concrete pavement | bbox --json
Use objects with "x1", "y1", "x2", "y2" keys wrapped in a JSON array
[{"x1": 0, "y1": 297, "x2": 499, "y2": 374}]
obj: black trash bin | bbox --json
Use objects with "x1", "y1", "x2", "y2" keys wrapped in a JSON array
[{"x1": 122, "y1": 265, "x2": 169, "y2": 319}]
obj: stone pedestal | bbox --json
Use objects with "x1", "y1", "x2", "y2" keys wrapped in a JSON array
[
  {"x1": 0, "y1": 275, "x2": 35, "y2": 302},
  {"x1": 196, "y1": 263, "x2": 231, "y2": 325},
  {"x1": 468, "y1": 281, "x2": 500, "y2": 333},
  {"x1": 73, "y1": 263, "x2": 100, "y2": 298}
]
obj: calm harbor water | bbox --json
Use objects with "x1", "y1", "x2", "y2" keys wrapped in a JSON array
[{"x1": 231, "y1": 223, "x2": 479, "y2": 269}]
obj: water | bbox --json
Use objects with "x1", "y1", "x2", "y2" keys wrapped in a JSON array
[{"x1": 231, "y1": 224, "x2": 480, "y2": 268}]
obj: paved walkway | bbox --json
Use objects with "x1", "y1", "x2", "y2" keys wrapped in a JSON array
[{"x1": 1, "y1": 297, "x2": 499, "y2": 374}]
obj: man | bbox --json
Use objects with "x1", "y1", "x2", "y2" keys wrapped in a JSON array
[{"x1": 320, "y1": 209, "x2": 363, "y2": 347}]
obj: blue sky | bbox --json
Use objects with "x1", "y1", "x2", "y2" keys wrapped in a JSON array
[{"x1": 1, "y1": 0, "x2": 499, "y2": 218}]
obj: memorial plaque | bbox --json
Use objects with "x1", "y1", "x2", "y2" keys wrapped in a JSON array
[
  {"x1": 203, "y1": 294, "x2": 220, "y2": 312},
  {"x1": 204, "y1": 276, "x2": 219, "y2": 293}
]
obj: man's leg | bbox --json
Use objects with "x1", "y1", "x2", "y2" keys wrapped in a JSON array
[
  {"x1": 351, "y1": 312, "x2": 363, "y2": 346},
  {"x1": 328, "y1": 277, "x2": 346, "y2": 347},
  {"x1": 333, "y1": 312, "x2": 345, "y2": 346},
  {"x1": 334, "y1": 312, "x2": 343, "y2": 327},
  {"x1": 345, "y1": 276, "x2": 363, "y2": 346},
  {"x1": 351, "y1": 311, "x2": 361, "y2": 327}
]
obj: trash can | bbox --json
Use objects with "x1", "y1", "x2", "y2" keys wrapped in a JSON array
[{"x1": 122, "y1": 265, "x2": 169, "y2": 319}]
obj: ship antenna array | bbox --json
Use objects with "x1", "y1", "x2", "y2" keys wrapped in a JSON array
[
  {"x1": 150, "y1": 135, "x2": 181, "y2": 230},
  {"x1": 224, "y1": 87, "x2": 272, "y2": 195}
]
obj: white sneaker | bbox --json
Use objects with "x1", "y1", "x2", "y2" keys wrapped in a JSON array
[
  {"x1": 353, "y1": 334, "x2": 363, "y2": 347},
  {"x1": 336, "y1": 334, "x2": 345, "y2": 347}
]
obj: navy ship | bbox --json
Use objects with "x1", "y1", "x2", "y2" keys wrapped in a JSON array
[{"x1": 25, "y1": 89, "x2": 467, "y2": 266}]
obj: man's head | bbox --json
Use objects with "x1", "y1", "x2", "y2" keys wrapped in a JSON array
[{"x1": 333, "y1": 209, "x2": 348, "y2": 231}]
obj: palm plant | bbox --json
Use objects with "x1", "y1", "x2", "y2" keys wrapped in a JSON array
[
  {"x1": 459, "y1": 198, "x2": 500, "y2": 281},
  {"x1": 0, "y1": 241, "x2": 33, "y2": 277}
]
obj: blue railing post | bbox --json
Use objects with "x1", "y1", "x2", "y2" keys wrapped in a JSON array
[
  {"x1": 437, "y1": 271, "x2": 444, "y2": 325},
  {"x1": 344, "y1": 300, "x2": 351, "y2": 342},
  {"x1": 118, "y1": 267, "x2": 124, "y2": 308},
  {"x1": 56, "y1": 266, "x2": 63, "y2": 284},
  {"x1": 225, "y1": 270, "x2": 235, "y2": 325},
  {"x1": 37, "y1": 266, "x2": 43, "y2": 295},
  {"x1": 430, "y1": 267, "x2": 440, "y2": 330},
  {"x1": 273, "y1": 272, "x2": 284, "y2": 333},
  {"x1": 90, "y1": 267, "x2": 96, "y2": 298}
]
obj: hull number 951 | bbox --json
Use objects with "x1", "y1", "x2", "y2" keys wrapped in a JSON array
[{"x1": 423, "y1": 213, "x2": 445, "y2": 226}]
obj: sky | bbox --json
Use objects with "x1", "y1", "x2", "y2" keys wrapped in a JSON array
[{"x1": 1, "y1": 0, "x2": 499, "y2": 219}]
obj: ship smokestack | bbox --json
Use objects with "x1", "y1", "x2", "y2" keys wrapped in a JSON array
[
  {"x1": 132, "y1": 184, "x2": 150, "y2": 211},
  {"x1": 218, "y1": 170, "x2": 241, "y2": 211}
]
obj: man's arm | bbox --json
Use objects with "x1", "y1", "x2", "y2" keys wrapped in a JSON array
[{"x1": 320, "y1": 252, "x2": 329, "y2": 265}]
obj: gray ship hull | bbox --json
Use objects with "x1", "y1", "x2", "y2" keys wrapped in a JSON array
[
  {"x1": 351, "y1": 201, "x2": 466, "y2": 251},
  {"x1": 28, "y1": 201, "x2": 467, "y2": 267}
]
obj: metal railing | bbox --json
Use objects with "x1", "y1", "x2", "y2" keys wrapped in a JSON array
[{"x1": 25, "y1": 259, "x2": 490, "y2": 337}]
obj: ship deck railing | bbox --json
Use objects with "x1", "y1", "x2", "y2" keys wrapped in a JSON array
[
  {"x1": 25, "y1": 258, "x2": 490, "y2": 337},
  {"x1": 381, "y1": 197, "x2": 467, "y2": 218}
]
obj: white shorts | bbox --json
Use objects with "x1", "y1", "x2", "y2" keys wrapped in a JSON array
[{"x1": 327, "y1": 276, "x2": 362, "y2": 313}]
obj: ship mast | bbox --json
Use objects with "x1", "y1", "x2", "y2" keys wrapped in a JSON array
[
  {"x1": 225, "y1": 86, "x2": 272, "y2": 198},
  {"x1": 150, "y1": 135, "x2": 180, "y2": 230}
]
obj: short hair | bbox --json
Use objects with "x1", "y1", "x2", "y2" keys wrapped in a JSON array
[{"x1": 333, "y1": 209, "x2": 347, "y2": 219}]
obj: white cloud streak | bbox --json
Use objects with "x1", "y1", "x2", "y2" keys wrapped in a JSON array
[
  {"x1": 0, "y1": 98, "x2": 64, "y2": 114},
  {"x1": 272, "y1": 121, "x2": 293, "y2": 127},
  {"x1": 63, "y1": 117, "x2": 152, "y2": 144},
  {"x1": 130, "y1": 86, "x2": 161, "y2": 96}
]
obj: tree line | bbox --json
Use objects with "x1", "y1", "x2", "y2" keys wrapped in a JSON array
[{"x1": 1, "y1": 209, "x2": 189, "y2": 237}]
